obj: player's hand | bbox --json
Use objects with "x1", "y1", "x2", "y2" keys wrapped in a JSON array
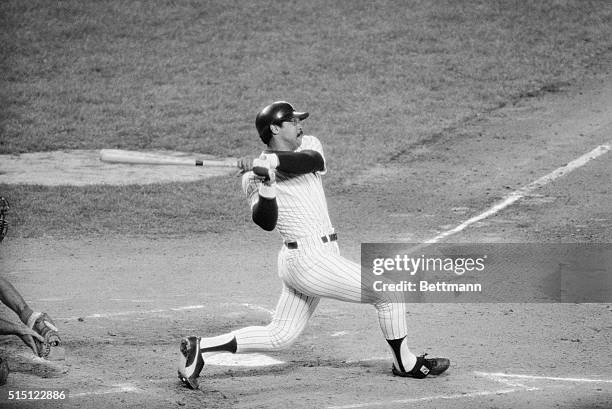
[
  {"x1": 252, "y1": 157, "x2": 276, "y2": 186},
  {"x1": 256, "y1": 153, "x2": 279, "y2": 169},
  {"x1": 252, "y1": 157, "x2": 270, "y2": 175},
  {"x1": 236, "y1": 157, "x2": 254, "y2": 176},
  {"x1": 262, "y1": 168, "x2": 276, "y2": 186}
]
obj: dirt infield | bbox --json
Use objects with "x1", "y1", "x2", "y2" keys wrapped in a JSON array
[{"x1": 1, "y1": 75, "x2": 611, "y2": 408}]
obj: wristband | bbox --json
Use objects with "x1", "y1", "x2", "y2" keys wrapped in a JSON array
[{"x1": 258, "y1": 184, "x2": 277, "y2": 199}]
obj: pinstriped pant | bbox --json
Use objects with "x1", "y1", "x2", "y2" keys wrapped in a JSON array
[{"x1": 233, "y1": 238, "x2": 407, "y2": 352}]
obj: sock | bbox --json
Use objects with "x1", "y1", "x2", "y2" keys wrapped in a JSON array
[
  {"x1": 386, "y1": 336, "x2": 417, "y2": 373},
  {"x1": 199, "y1": 333, "x2": 237, "y2": 354}
]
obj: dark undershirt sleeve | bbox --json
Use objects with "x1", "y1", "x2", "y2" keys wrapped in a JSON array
[
  {"x1": 252, "y1": 196, "x2": 278, "y2": 231},
  {"x1": 273, "y1": 150, "x2": 324, "y2": 174}
]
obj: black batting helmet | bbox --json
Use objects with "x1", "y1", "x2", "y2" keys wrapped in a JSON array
[{"x1": 255, "y1": 101, "x2": 309, "y2": 144}]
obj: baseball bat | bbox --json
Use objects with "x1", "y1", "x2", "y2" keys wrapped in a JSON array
[{"x1": 99, "y1": 149, "x2": 237, "y2": 168}]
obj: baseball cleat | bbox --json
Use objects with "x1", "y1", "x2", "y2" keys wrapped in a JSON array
[
  {"x1": 177, "y1": 336, "x2": 204, "y2": 389},
  {"x1": 392, "y1": 354, "x2": 450, "y2": 378}
]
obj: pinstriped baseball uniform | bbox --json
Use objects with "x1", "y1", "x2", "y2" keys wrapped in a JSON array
[
  {"x1": 243, "y1": 134, "x2": 332, "y2": 241},
  {"x1": 181, "y1": 102, "x2": 448, "y2": 386},
  {"x1": 228, "y1": 135, "x2": 411, "y2": 359}
]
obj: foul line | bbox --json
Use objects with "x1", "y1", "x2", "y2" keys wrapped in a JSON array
[
  {"x1": 326, "y1": 388, "x2": 522, "y2": 409},
  {"x1": 424, "y1": 140, "x2": 611, "y2": 243},
  {"x1": 477, "y1": 371, "x2": 612, "y2": 384}
]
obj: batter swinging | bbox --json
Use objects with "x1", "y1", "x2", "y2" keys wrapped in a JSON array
[{"x1": 178, "y1": 101, "x2": 449, "y2": 389}]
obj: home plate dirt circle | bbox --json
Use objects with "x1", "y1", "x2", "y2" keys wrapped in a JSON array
[{"x1": 0, "y1": 150, "x2": 237, "y2": 186}]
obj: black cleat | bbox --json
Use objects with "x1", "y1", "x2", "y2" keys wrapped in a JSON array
[
  {"x1": 177, "y1": 336, "x2": 204, "y2": 389},
  {"x1": 392, "y1": 354, "x2": 450, "y2": 378}
]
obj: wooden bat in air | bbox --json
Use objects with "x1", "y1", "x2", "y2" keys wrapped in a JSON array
[{"x1": 99, "y1": 149, "x2": 238, "y2": 168}]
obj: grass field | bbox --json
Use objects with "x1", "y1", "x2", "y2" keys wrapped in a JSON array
[
  {"x1": 1, "y1": 2, "x2": 612, "y2": 408},
  {"x1": 1, "y1": 0, "x2": 612, "y2": 237}
]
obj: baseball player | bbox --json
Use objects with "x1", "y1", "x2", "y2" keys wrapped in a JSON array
[{"x1": 178, "y1": 101, "x2": 449, "y2": 389}]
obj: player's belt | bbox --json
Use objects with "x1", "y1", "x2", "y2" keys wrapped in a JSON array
[{"x1": 286, "y1": 233, "x2": 337, "y2": 249}]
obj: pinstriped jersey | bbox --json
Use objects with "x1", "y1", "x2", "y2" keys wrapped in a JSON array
[{"x1": 242, "y1": 135, "x2": 333, "y2": 241}]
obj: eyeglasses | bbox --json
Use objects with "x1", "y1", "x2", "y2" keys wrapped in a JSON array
[{"x1": 281, "y1": 117, "x2": 300, "y2": 126}]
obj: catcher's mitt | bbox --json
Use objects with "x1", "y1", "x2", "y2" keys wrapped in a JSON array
[
  {"x1": 0, "y1": 196, "x2": 8, "y2": 243},
  {"x1": 26, "y1": 312, "x2": 61, "y2": 359}
]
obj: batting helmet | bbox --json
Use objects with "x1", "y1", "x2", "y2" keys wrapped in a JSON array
[{"x1": 255, "y1": 101, "x2": 309, "y2": 144}]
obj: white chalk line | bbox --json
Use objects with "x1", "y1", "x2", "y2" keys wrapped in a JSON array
[
  {"x1": 236, "y1": 302, "x2": 275, "y2": 315},
  {"x1": 70, "y1": 384, "x2": 142, "y2": 398},
  {"x1": 477, "y1": 371, "x2": 612, "y2": 384},
  {"x1": 327, "y1": 369, "x2": 612, "y2": 409},
  {"x1": 424, "y1": 140, "x2": 611, "y2": 243},
  {"x1": 327, "y1": 365, "x2": 612, "y2": 408},
  {"x1": 326, "y1": 388, "x2": 522, "y2": 409},
  {"x1": 326, "y1": 370, "x2": 539, "y2": 409},
  {"x1": 57, "y1": 302, "x2": 274, "y2": 321},
  {"x1": 57, "y1": 304, "x2": 207, "y2": 320},
  {"x1": 477, "y1": 371, "x2": 540, "y2": 392}
]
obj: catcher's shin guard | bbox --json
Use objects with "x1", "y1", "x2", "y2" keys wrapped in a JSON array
[
  {"x1": 177, "y1": 336, "x2": 204, "y2": 389},
  {"x1": 392, "y1": 354, "x2": 450, "y2": 378},
  {"x1": 26, "y1": 312, "x2": 61, "y2": 358}
]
